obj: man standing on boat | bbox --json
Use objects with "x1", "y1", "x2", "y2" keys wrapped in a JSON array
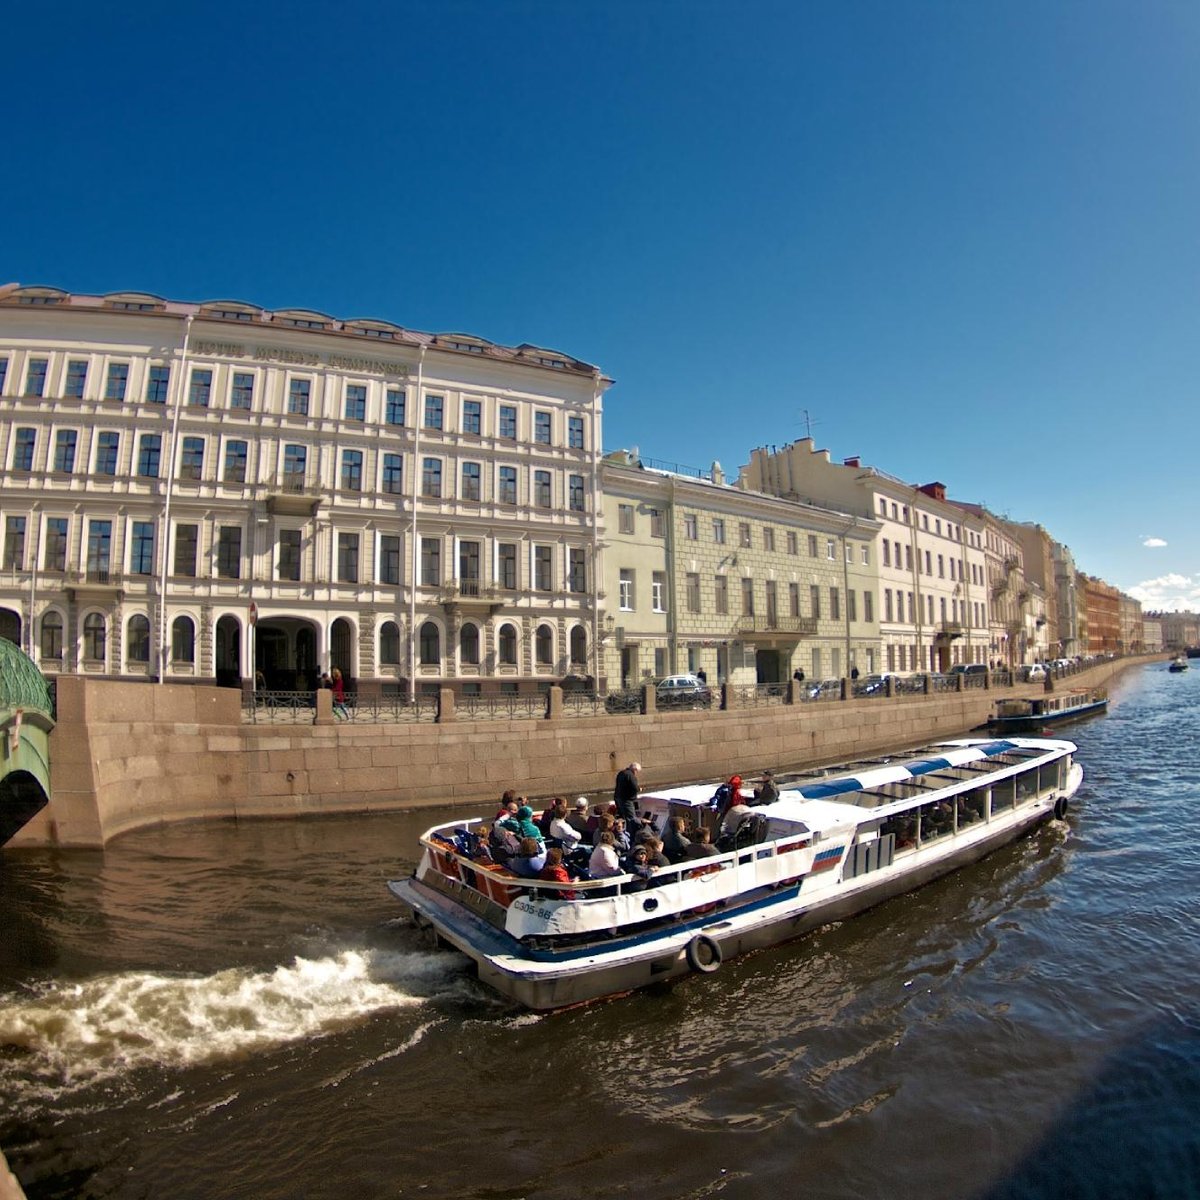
[{"x1": 614, "y1": 762, "x2": 642, "y2": 833}]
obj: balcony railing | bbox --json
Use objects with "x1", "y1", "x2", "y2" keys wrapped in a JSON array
[{"x1": 735, "y1": 615, "x2": 819, "y2": 636}]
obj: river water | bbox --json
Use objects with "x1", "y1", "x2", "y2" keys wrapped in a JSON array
[{"x1": 1, "y1": 663, "x2": 1198, "y2": 1200}]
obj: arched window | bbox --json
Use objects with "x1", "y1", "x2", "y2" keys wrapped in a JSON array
[
  {"x1": 172, "y1": 615, "x2": 195, "y2": 663},
  {"x1": 419, "y1": 620, "x2": 440, "y2": 666},
  {"x1": 460, "y1": 622, "x2": 480, "y2": 665},
  {"x1": 41, "y1": 612, "x2": 64, "y2": 659},
  {"x1": 127, "y1": 614, "x2": 151, "y2": 662},
  {"x1": 83, "y1": 613, "x2": 106, "y2": 661},
  {"x1": 380, "y1": 621, "x2": 400, "y2": 665},
  {"x1": 535, "y1": 624, "x2": 553, "y2": 667},
  {"x1": 569, "y1": 625, "x2": 587, "y2": 665},
  {"x1": 331, "y1": 617, "x2": 354, "y2": 679},
  {"x1": 498, "y1": 623, "x2": 517, "y2": 666}
]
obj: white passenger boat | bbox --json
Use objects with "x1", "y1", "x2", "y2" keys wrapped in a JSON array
[
  {"x1": 986, "y1": 688, "x2": 1108, "y2": 734},
  {"x1": 388, "y1": 737, "x2": 1083, "y2": 1010}
]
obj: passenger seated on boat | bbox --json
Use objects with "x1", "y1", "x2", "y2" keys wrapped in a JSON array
[
  {"x1": 710, "y1": 775, "x2": 743, "y2": 821},
  {"x1": 502, "y1": 805, "x2": 545, "y2": 845},
  {"x1": 753, "y1": 771, "x2": 779, "y2": 805},
  {"x1": 509, "y1": 836, "x2": 549, "y2": 878},
  {"x1": 683, "y1": 828, "x2": 719, "y2": 859},
  {"x1": 538, "y1": 846, "x2": 576, "y2": 899},
  {"x1": 567, "y1": 797, "x2": 592, "y2": 835},
  {"x1": 588, "y1": 831, "x2": 623, "y2": 879},
  {"x1": 663, "y1": 815, "x2": 692, "y2": 863},
  {"x1": 547, "y1": 798, "x2": 583, "y2": 851},
  {"x1": 622, "y1": 844, "x2": 655, "y2": 891},
  {"x1": 643, "y1": 837, "x2": 670, "y2": 869},
  {"x1": 489, "y1": 820, "x2": 521, "y2": 863}
]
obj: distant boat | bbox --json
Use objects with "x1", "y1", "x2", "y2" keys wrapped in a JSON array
[
  {"x1": 987, "y1": 688, "x2": 1108, "y2": 734},
  {"x1": 1169, "y1": 656, "x2": 1189, "y2": 673},
  {"x1": 1186, "y1": 647, "x2": 1200, "y2": 659}
]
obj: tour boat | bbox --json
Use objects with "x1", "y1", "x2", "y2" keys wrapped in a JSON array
[
  {"x1": 1168, "y1": 656, "x2": 1188, "y2": 673},
  {"x1": 388, "y1": 737, "x2": 1083, "y2": 1010},
  {"x1": 986, "y1": 689, "x2": 1107, "y2": 734}
]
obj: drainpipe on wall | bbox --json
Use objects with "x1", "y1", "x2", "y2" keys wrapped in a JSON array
[
  {"x1": 27, "y1": 505, "x2": 40, "y2": 660},
  {"x1": 841, "y1": 519, "x2": 854, "y2": 673},
  {"x1": 407, "y1": 345, "x2": 426, "y2": 703},
  {"x1": 589, "y1": 370, "x2": 602, "y2": 689},
  {"x1": 157, "y1": 313, "x2": 194, "y2": 685}
]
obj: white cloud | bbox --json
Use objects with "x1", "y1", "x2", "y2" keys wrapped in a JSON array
[
  {"x1": 1128, "y1": 573, "x2": 1200, "y2": 612},
  {"x1": 1142, "y1": 537, "x2": 1168, "y2": 548}
]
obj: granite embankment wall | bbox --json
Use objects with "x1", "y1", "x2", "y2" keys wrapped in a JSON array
[{"x1": 9, "y1": 659, "x2": 1148, "y2": 849}]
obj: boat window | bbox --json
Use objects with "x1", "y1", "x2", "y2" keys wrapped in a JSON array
[
  {"x1": 880, "y1": 812, "x2": 917, "y2": 851},
  {"x1": 990, "y1": 777, "x2": 1015, "y2": 815},
  {"x1": 956, "y1": 789, "x2": 986, "y2": 828},
  {"x1": 1016, "y1": 769, "x2": 1039, "y2": 803},
  {"x1": 1038, "y1": 762, "x2": 1060, "y2": 793},
  {"x1": 918, "y1": 799, "x2": 954, "y2": 843}
]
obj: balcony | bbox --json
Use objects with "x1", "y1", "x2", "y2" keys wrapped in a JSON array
[
  {"x1": 66, "y1": 568, "x2": 125, "y2": 601},
  {"x1": 735, "y1": 614, "x2": 819, "y2": 636},
  {"x1": 265, "y1": 474, "x2": 322, "y2": 516},
  {"x1": 934, "y1": 620, "x2": 964, "y2": 641},
  {"x1": 438, "y1": 579, "x2": 504, "y2": 613}
]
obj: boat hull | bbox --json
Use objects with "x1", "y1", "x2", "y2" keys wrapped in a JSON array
[
  {"x1": 987, "y1": 699, "x2": 1108, "y2": 734},
  {"x1": 390, "y1": 762, "x2": 1083, "y2": 1010}
]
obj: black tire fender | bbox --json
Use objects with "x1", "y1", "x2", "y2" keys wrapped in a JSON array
[
  {"x1": 686, "y1": 933, "x2": 723, "y2": 974},
  {"x1": 1054, "y1": 795, "x2": 1069, "y2": 821}
]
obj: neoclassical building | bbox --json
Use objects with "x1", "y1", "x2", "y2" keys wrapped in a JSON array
[{"x1": 0, "y1": 284, "x2": 609, "y2": 696}]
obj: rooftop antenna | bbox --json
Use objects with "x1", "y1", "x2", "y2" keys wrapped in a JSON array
[{"x1": 799, "y1": 409, "x2": 821, "y2": 440}]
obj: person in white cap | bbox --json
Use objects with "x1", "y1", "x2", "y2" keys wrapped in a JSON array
[{"x1": 567, "y1": 796, "x2": 591, "y2": 836}]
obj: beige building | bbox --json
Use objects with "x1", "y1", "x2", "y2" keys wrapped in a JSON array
[
  {"x1": 0, "y1": 284, "x2": 609, "y2": 698},
  {"x1": 601, "y1": 454, "x2": 881, "y2": 686},
  {"x1": 740, "y1": 441, "x2": 989, "y2": 674}
]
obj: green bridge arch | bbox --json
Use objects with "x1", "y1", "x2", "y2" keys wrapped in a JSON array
[{"x1": 0, "y1": 639, "x2": 55, "y2": 846}]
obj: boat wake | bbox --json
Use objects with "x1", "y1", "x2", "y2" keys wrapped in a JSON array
[{"x1": 0, "y1": 946, "x2": 468, "y2": 1095}]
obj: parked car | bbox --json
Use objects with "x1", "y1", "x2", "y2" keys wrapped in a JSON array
[
  {"x1": 949, "y1": 664, "x2": 989, "y2": 677},
  {"x1": 655, "y1": 673, "x2": 713, "y2": 709},
  {"x1": 805, "y1": 678, "x2": 842, "y2": 700},
  {"x1": 1023, "y1": 663, "x2": 1047, "y2": 681},
  {"x1": 852, "y1": 673, "x2": 892, "y2": 696}
]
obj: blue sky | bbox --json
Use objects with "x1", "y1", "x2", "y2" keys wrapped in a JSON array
[{"x1": 4, "y1": 1, "x2": 1198, "y2": 608}]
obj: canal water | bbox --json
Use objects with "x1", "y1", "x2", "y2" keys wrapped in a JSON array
[{"x1": 1, "y1": 663, "x2": 1198, "y2": 1199}]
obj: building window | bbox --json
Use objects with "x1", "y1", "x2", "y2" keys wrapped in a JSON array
[
  {"x1": 651, "y1": 509, "x2": 665, "y2": 538},
  {"x1": 534, "y1": 411, "x2": 552, "y2": 444},
  {"x1": 95, "y1": 431, "x2": 119, "y2": 476},
  {"x1": 174, "y1": 524, "x2": 198, "y2": 577},
  {"x1": 498, "y1": 623, "x2": 518, "y2": 665},
  {"x1": 570, "y1": 626, "x2": 586, "y2": 664},
  {"x1": 829, "y1": 586, "x2": 840, "y2": 620},
  {"x1": 25, "y1": 358, "x2": 48, "y2": 397},
  {"x1": 224, "y1": 440, "x2": 248, "y2": 483},
  {"x1": 498, "y1": 466, "x2": 517, "y2": 504},
  {"x1": 848, "y1": 589, "x2": 857, "y2": 622},
  {"x1": 713, "y1": 518, "x2": 726, "y2": 544},
  {"x1": 41, "y1": 611, "x2": 64, "y2": 659},
  {"x1": 498, "y1": 543, "x2": 517, "y2": 589},
  {"x1": 568, "y1": 474, "x2": 585, "y2": 512},
  {"x1": 459, "y1": 622, "x2": 480, "y2": 665},
  {"x1": 787, "y1": 531, "x2": 798, "y2": 555},
  {"x1": 380, "y1": 621, "x2": 401, "y2": 665},
  {"x1": 422, "y1": 458, "x2": 442, "y2": 498},
  {"x1": 283, "y1": 444, "x2": 307, "y2": 488},
  {"x1": 424, "y1": 394, "x2": 444, "y2": 430},
  {"x1": 382, "y1": 453, "x2": 403, "y2": 495},
  {"x1": 811, "y1": 584, "x2": 821, "y2": 620},
  {"x1": 217, "y1": 526, "x2": 241, "y2": 579},
  {"x1": 83, "y1": 613, "x2": 106, "y2": 661},
  {"x1": 188, "y1": 369, "x2": 212, "y2": 407},
  {"x1": 229, "y1": 372, "x2": 253, "y2": 409},
  {"x1": 808, "y1": 534, "x2": 818, "y2": 557},
  {"x1": 13, "y1": 428, "x2": 36, "y2": 471},
  {"x1": 172, "y1": 616, "x2": 195, "y2": 664},
  {"x1": 499, "y1": 404, "x2": 517, "y2": 439},
  {"x1": 740, "y1": 523, "x2": 752, "y2": 548},
  {"x1": 533, "y1": 470, "x2": 552, "y2": 507},
  {"x1": 686, "y1": 572, "x2": 700, "y2": 613},
  {"x1": 419, "y1": 621, "x2": 440, "y2": 665},
  {"x1": 883, "y1": 541, "x2": 891, "y2": 567},
  {"x1": 344, "y1": 384, "x2": 366, "y2": 422},
  {"x1": 652, "y1": 571, "x2": 667, "y2": 613},
  {"x1": 536, "y1": 625, "x2": 553, "y2": 667},
  {"x1": 619, "y1": 569, "x2": 634, "y2": 610},
  {"x1": 137, "y1": 434, "x2": 162, "y2": 478},
  {"x1": 684, "y1": 514, "x2": 698, "y2": 540},
  {"x1": 3, "y1": 517, "x2": 25, "y2": 570},
  {"x1": 278, "y1": 529, "x2": 302, "y2": 581},
  {"x1": 65, "y1": 359, "x2": 88, "y2": 398},
  {"x1": 619, "y1": 504, "x2": 635, "y2": 533},
  {"x1": 420, "y1": 537, "x2": 441, "y2": 585},
  {"x1": 534, "y1": 545, "x2": 552, "y2": 590},
  {"x1": 130, "y1": 521, "x2": 155, "y2": 575},
  {"x1": 714, "y1": 575, "x2": 728, "y2": 615},
  {"x1": 0, "y1": 358, "x2": 7, "y2": 395},
  {"x1": 43, "y1": 518, "x2": 68, "y2": 571},
  {"x1": 568, "y1": 415, "x2": 585, "y2": 449},
  {"x1": 105, "y1": 363, "x2": 129, "y2": 401},
  {"x1": 87, "y1": 520, "x2": 112, "y2": 579},
  {"x1": 462, "y1": 400, "x2": 482, "y2": 435},
  {"x1": 385, "y1": 388, "x2": 406, "y2": 425},
  {"x1": 288, "y1": 378, "x2": 311, "y2": 416},
  {"x1": 567, "y1": 547, "x2": 586, "y2": 593},
  {"x1": 453, "y1": 460, "x2": 478, "y2": 502},
  {"x1": 54, "y1": 430, "x2": 77, "y2": 473},
  {"x1": 380, "y1": 535, "x2": 401, "y2": 585},
  {"x1": 741, "y1": 577, "x2": 754, "y2": 616},
  {"x1": 861, "y1": 544, "x2": 870, "y2": 566},
  {"x1": 180, "y1": 436, "x2": 204, "y2": 480},
  {"x1": 763, "y1": 527, "x2": 775, "y2": 552},
  {"x1": 341, "y1": 449, "x2": 363, "y2": 492},
  {"x1": 826, "y1": 538, "x2": 836, "y2": 560},
  {"x1": 789, "y1": 581, "x2": 800, "y2": 618},
  {"x1": 338, "y1": 532, "x2": 359, "y2": 583}
]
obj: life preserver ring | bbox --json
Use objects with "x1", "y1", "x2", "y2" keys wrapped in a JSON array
[
  {"x1": 1053, "y1": 796, "x2": 1069, "y2": 821},
  {"x1": 686, "y1": 934, "x2": 722, "y2": 974}
]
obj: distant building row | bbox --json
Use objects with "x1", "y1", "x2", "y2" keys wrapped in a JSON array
[{"x1": 0, "y1": 284, "x2": 1149, "y2": 695}]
